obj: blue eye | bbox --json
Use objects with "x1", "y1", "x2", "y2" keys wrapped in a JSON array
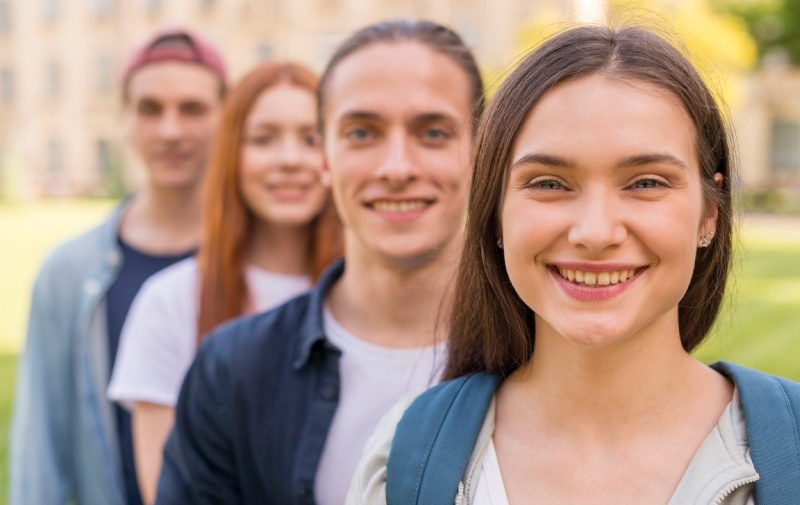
[
  {"x1": 528, "y1": 179, "x2": 563, "y2": 190},
  {"x1": 346, "y1": 127, "x2": 373, "y2": 142},
  {"x1": 422, "y1": 128, "x2": 449, "y2": 142},
  {"x1": 631, "y1": 178, "x2": 665, "y2": 189}
]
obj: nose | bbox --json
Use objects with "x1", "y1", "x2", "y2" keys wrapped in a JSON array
[
  {"x1": 374, "y1": 130, "x2": 418, "y2": 186},
  {"x1": 278, "y1": 137, "x2": 302, "y2": 169},
  {"x1": 155, "y1": 109, "x2": 183, "y2": 140},
  {"x1": 567, "y1": 188, "x2": 627, "y2": 253}
]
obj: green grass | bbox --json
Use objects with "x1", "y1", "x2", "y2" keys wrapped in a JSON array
[
  {"x1": 694, "y1": 216, "x2": 800, "y2": 379},
  {"x1": 0, "y1": 201, "x2": 797, "y2": 503},
  {"x1": 0, "y1": 354, "x2": 15, "y2": 505}
]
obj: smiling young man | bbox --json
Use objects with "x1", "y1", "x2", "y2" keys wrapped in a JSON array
[
  {"x1": 154, "y1": 20, "x2": 484, "y2": 505},
  {"x1": 9, "y1": 30, "x2": 225, "y2": 505}
]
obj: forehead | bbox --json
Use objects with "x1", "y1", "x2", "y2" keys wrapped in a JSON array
[
  {"x1": 246, "y1": 84, "x2": 316, "y2": 127},
  {"x1": 324, "y1": 42, "x2": 472, "y2": 124},
  {"x1": 126, "y1": 60, "x2": 221, "y2": 105},
  {"x1": 512, "y1": 74, "x2": 696, "y2": 165}
]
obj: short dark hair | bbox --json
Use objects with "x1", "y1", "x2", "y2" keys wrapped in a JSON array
[
  {"x1": 316, "y1": 19, "x2": 485, "y2": 137},
  {"x1": 445, "y1": 25, "x2": 734, "y2": 380}
]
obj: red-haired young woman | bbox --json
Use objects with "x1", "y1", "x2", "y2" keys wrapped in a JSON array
[{"x1": 108, "y1": 61, "x2": 342, "y2": 504}]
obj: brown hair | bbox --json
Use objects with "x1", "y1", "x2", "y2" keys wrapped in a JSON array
[
  {"x1": 445, "y1": 26, "x2": 734, "y2": 380},
  {"x1": 196, "y1": 61, "x2": 343, "y2": 340},
  {"x1": 317, "y1": 19, "x2": 485, "y2": 138}
]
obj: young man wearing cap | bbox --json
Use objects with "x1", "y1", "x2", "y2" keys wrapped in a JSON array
[{"x1": 9, "y1": 30, "x2": 226, "y2": 505}]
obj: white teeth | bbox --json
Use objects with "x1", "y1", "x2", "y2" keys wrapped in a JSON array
[
  {"x1": 556, "y1": 267, "x2": 639, "y2": 287},
  {"x1": 371, "y1": 200, "x2": 429, "y2": 212}
]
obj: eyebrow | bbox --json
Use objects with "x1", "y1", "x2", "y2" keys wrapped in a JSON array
[
  {"x1": 511, "y1": 152, "x2": 689, "y2": 171},
  {"x1": 338, "y1": 110, "x2": 382, "y2": 123}
]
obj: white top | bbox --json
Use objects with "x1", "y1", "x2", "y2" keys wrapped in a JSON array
[
  {"x1": 314, "y1": 306, "x2": 446, "y2": 505},
  {"x1": 473, "y1": 440, "x2": 511, "y2": 505},
  {"x1": 107, "y1": 257, "x2": 310, "y2": 409}
]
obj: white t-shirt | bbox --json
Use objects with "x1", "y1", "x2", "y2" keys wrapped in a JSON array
[
  {"x1": 107, "y1": 257, "x2": 310, "y2": 409},
  {"x1": 314, "y1": 307, "x2": 446, "y2": 505}
]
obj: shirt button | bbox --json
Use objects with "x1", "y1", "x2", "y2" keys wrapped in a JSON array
[
  {"x1": 298, "y1": 487, "x2": 310, "y2": 498},
  {"x1": 320, "y1": 385, "x2": 337, "y2": 401}
]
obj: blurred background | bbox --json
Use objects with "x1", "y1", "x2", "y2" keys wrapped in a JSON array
[{"x1": 0, "y1": 0, "x2": 799, "y2": 501}]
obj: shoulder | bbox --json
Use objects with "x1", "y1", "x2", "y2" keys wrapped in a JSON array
[
  {"x1": 32, "y1": 212, "x2": 118, "y2": 296},
  {"x1": 194, "y1": 291, "x2": 317, "y2": 378},
  {"x1": 135, "y1": 257, "x2": 198, "y2": 304}
]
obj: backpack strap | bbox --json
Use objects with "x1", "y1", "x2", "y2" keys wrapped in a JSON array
[
  {"x1": 712, "y1": 361, "x2": 800, "y2": 504},
  {"x1": 386, "y1": 372, "x2": 502, "y2": 505}
]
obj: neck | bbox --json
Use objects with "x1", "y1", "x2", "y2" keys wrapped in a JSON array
[
  {"x1": 119, "y1": 183, "x2": 203, "y2": 255},
  {"x1": 501, "y1": 315, "x2": 732, "y2": 442},
  {"x1": 246, "y1": 220, "x2": 311, "y2": 275},
  {"x1": 327, "y1": 234, "x2": 462, "y2": 348}
]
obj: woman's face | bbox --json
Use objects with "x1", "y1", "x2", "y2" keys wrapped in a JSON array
[
  {"x1": 239, "y1": 84, "x2": 327, "y2": 228},
  {"x1": 500, "y1": 74, "x2": 718, "y2": 350},
  {"x1": 321, "y1": 42, "x2": 473, "y2": 268}
]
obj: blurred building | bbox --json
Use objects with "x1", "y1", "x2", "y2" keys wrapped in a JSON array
[
  {"x1": 736, "y1": 63, "x2": 800, "y2": 190},
  {"x1": 0, "y1": 0, "x2": 580, "y2": 198}
]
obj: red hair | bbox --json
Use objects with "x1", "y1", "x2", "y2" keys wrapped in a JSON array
[{"x1": 196, "y1": 62, "x2": 343, "y2": 341}]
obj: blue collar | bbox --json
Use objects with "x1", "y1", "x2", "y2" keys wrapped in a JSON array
[{"x1": 291, "y1": 258, "x2": 345, "y2": 370}]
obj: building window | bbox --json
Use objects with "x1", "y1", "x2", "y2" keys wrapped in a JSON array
[
  {"x1": 144, "y1": 0, "x2": 161, "y2": 13},
  {"x1": 96, "y1": 139, "x2": 113, "y2": 175},
  {"x1": 42, "y1": 0, "x2": 58, "y2": 21},
  {"x1": 95, "y1": 55, "x2": 112, "y2": 93},
  {"x1": 0, "y1": 2, "x2": 11, "y2": 33},
  {"x1": 770, "y1": 119, "x2": 800, "y2": 174},
  {"x1": 0, "y1": 66, "x2": 12, "y2": 102},
  {"x1": 256, "y1": 43, "x2": 273, "y2": 61},
  {"x1": 93, "y1": 0, "x2": 114, "y2": 17},
  {"x1": 47, "y1": 140, "x2": 62, "y2": 175},
  {"x1": 45, "y1": 60, "x2": 60, "y2": 96}
]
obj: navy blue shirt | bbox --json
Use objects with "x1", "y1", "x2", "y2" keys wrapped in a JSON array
[
  {"x1": 106, "y1": 237, "x2": 194, "y2": 505},
  {"x1": 155, "y1": 260, "x2": 345, "y2": 505}
]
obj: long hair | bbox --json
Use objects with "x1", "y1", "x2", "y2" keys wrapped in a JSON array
[
  {"x1": 196, "y1": 62, "x2": 343, "y2": 341},
  {"x1": 445, "y1": 26, "x2": 734, "y2": 380}
]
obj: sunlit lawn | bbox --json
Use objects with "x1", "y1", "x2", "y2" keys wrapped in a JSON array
[{"x1": 0, "y1": 201, "x2": 798, "y2": 504}]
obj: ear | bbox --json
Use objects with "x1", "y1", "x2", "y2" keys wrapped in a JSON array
[{"x1": 700, "y1": 172, "x2": 723, "y2": 238}]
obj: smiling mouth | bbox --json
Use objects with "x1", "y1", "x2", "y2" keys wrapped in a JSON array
[
  {"x1": 550, "y1": 266, "x2": 644, "y2": 287},
  {"x1": 366, "y1": 199, "x2": 433, "y2": 212}
]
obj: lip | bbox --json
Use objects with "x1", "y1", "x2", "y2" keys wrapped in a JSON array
[
  {"x1": 265, "y1": 183, "x2": 313, "y2": 203},
  {"x1": 548, "y1": 263, "x2": 646, "y2": 302}
]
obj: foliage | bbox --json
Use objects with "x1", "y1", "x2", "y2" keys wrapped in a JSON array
[
  {"x1": 514, "y1": 0, "x2": 758, "y2": 108},
  {"x1": 716, "y1": 0, "x2": 800, "y2": 65}
]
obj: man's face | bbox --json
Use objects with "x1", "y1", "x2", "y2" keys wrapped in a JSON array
[
  {"x1": 322, "y1": 42, "x2": 473, "y2": 270},
  {"x1": 125, "y1": 61, "x2": 221, "y2": 191}
]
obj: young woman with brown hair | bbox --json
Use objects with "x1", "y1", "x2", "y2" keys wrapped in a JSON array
[
  {"x1": 108, "y1": 61, "x2": 342, "y2": 504},
  {"x1": 348, "y1": 25, "x2": 800, "y2": 505}
]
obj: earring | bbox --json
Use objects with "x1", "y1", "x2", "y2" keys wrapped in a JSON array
[
  {"x1": 698, "y1": 233, "x2": 713, "y2": 248},
  {"x1": 497, "y1": 238, "x2": 503, "y2": 249}
]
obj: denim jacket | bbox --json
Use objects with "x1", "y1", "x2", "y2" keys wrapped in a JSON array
[{"x1": 9, "y1": 204, "x2": 127, "y2": 505}]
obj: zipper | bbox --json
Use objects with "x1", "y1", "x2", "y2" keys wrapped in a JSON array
[{"x1": 712, "y1": 475, "x2": 759, "y2": 505}]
